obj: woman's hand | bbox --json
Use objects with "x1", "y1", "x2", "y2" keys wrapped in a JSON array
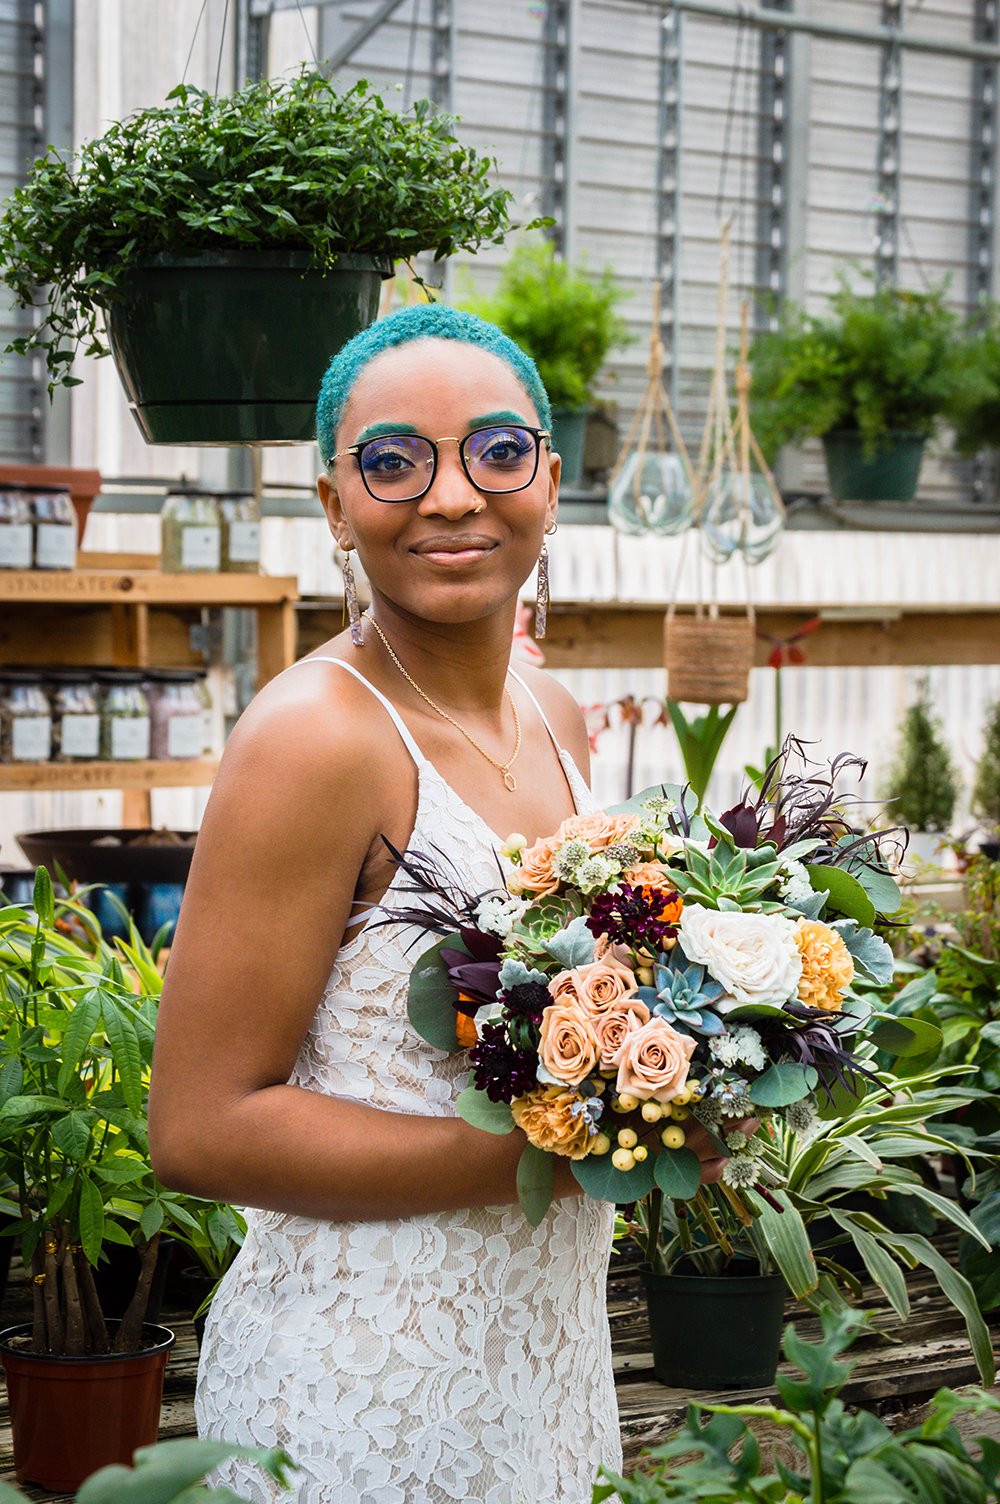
[{"x1": 682, "y1": 1115, "x2": 760, "y2": 1187}]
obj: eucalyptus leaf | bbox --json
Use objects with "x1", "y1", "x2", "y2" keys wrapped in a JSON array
[
  {"x1": 749, "y1": 1062, "x2": 818, "y2": 1108},
  {"x1": 806, "y1": 865, "x2": 876, "y2": 927},
  {"x1": 571, "y1": 1149, "x2": 657, "y2": 1202},
  {"x1": 516, "y1": 1143, "x2": 554, "y2": 1227},
  {"x1": 455, "y1": 1086, "x2": 515, "y2": 1136},
  {"x1": 652, "y1": 1145, "x2": 702, "y2": 1200},
  {"x1": 831, "y1": 920, "x2": 895, "y2": 986},
  {"x1": 406, "y1": 934, "x2": 465, "y2": 1052}
]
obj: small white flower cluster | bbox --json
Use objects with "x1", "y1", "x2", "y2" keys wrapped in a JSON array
[
  {"x1": 474, "y1": 892, "x2": 528, "y2": 940},
  {"x1": 574, "y1": 855, "x2": 620, "y2": 893},
  {"x1": 779, "y1": 858, "x2": 814, "y2": 906},
  {"x1": 721, "y1": 1154, "x2": 761, "y2": 1189},
  {"x1": 709, "y1": 1026, "x2": 767, "y2": 1073},
  {"x1": 637, "y1": 794, "x2": 677, "y2": 844},
  {"x1": 554, "y1": 839, "x2": 590, "y2": 880}
]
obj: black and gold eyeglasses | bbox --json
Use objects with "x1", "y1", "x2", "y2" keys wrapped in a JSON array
[{"x1": 328, "y1": 423, "x2": 552, "y2": 503}]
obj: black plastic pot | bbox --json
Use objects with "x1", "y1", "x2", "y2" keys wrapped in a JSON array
[
  {"x1": 101, "y1": 250, "x2": 388, "y2": 445},
  {"x1": 641, "y1": 1264, "x2": 787, "y2": 1389},
  {"x1": 979, "y1": 840, "x2": 1000, "y2": 861},
  {"x1": 822, "y1": 430, "x2": 926, "y2": 503},
  {"x1": 178, "y1": 1264, "x2": 218, "y2": 1349}
]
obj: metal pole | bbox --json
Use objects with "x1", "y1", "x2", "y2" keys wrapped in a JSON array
[
  {"x1": 969, "y1": 0, "x2": 999, "y2": 309},
  {"x1": 667, "y1": 0, "x2": 1000, "y2": 64},
  {"x1": 541, "y1": 0, "x2": 571, "y2": 255},
  {"x1": 430, "y1": 0, "x2": 456, "y2": 112},
  {"x1": 753, "y1": 0, "x2": 791, "y2": 325},
  {"x1": 41, "y1": 0, "x2": 74, "y2": 465},
  {"x1": 656, "y1": 3, "x2": 683, "y2": 416}
]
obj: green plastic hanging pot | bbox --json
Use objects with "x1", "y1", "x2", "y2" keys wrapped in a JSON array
[
  {"x1": 640, "y1": 1265, "x2": 787, "y2": 1389},
  {"x1": 821, "y1": 430, "x2": 927, "y2": 503},
  {"x1": 101, "y1": 250, "x2": 390, "y2": 446},
  {"x1": 551, "y1": 407, "x2": 590, "y2": 488}
]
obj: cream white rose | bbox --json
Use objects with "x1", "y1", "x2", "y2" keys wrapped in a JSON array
[{"x1": 678, "y1": 904, "x2": 802, "y2": 1008}]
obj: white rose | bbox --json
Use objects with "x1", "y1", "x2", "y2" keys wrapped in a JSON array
[{"x1": 678, "y1": 904, "x2": 802, "y2": 1008}]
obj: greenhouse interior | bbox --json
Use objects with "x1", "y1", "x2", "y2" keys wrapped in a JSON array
[{"x1": 1, "y1": 1, "x2": 1000, "y2": 1501}]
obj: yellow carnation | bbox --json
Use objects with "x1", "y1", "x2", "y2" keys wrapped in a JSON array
[
  {"x1": 511, "y1": 1085, "x2": 593, "y2": 1159},
  {"x1": 794, "y1": 919, "x2": 854, "y2": 1011}
]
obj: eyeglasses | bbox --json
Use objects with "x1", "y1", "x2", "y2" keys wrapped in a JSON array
[{"x1": 328, "y1": 424, "x2": 552, "y2": 504}]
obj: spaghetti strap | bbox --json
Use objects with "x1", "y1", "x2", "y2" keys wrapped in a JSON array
[
  {"x1": 285, "y1": 656, "x2": 425, "y2": 767},
  {"x1": 507, "y1": 666, "x2": 563, "y2": 755}
]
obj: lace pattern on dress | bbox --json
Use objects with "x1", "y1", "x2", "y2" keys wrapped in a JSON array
[{"x1": 195, "y1": 747, "x2": 622, "y2": 1504}]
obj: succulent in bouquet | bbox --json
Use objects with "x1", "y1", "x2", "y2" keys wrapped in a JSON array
[
  {"x1": 392, "y1": 741, "x2": 938, "y2": 1234},
  {"x1": 0, "y1": 869, "x2": 242, "y2": 1355}
]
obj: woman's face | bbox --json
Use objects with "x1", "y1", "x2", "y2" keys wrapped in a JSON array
[{"x1": 318, "y1": 339, "x2": 559, "y2": 627}]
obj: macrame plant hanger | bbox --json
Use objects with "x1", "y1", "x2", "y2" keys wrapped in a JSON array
[
  {"x1": 664, "y1": 219, "x2": 758, "y2": 705},
  {"x1": 607, "y1": 281, "x2": 697, "y2": 536}
]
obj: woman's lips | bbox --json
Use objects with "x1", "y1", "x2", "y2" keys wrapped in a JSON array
[{"x1": 410, "y1": 535, "x2": 499, "y2": 566}]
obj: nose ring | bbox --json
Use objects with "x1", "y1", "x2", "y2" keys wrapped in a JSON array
[{"x1": 471, "y1": 501, "x2": 486, "y2": 515}]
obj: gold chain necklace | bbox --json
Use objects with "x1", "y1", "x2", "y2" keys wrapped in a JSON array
[{"x1": 362, "y1": 612, "x2": 521, "y2": 791}]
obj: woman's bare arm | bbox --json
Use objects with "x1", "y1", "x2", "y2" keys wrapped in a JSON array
[{"x1": 148, "y1": 673, "x2": 551, "y2": 1220}]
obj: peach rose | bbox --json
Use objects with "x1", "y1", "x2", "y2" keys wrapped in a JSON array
[
  {"x1": 794, "y1": 919, "x2": 855, "y2": 1012},
  {"x1": 537, "y1": 1000, "x2": 600, "y2": 1086},
  {"x1": 592, "y1": 997, "x2": 651, "y2": 1070},
  {"x1": 553, "y1": 811, "x2": 642, "y2": 851},
  {"x1": 507, "y1": 835, "x2": 561, "y2": 897},
  {"x1": 612, "y1": 1015, "x2": 696, "y2": 1103},
  {"x1": 549, "y1": 959, "x2": 639, "y2": 1018},
  {"x1": 623, "y1": 861, "x2": 677, "y2": 890},
  {"x1": 511, "y1": 1085, "x2": 593, "y2": 1159}
]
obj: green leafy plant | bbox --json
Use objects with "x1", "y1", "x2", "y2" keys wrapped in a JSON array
[
  {"x1": 459, "y1": 238, "x2": 630, "y2": 409},
  {"x1": 665, "y1": 701, "x2": 740, "y2": 807},
  {"x1": 0, "y1": 871, "x2": 239, "y2": 1354},
  {"x1": 595, "y1": 1306, "x2": 1000, "y2": 1504},
  {"x1": 946, "y1": 307, "x2": 1000, "y2": 455},
  {"x1": 0, "y1": 69, "x2": 528, "y2": 391},
  {"x1": 883, "y1": 678, "x2": 960, "y2": 834},
  {"x1": 749, "y1": 279, "x2": 967, "y2": 460},
  {"x1": 973, "y1": 701, "x2": 1000, "y2": 836},
  {"x1": 0, "y1": 1438, "x2": 294, "y2": 1504}
]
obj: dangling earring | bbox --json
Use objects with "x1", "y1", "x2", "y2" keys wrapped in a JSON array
[
  {"x1": 535, "y1": 540, "x2": 550, "y2": 639},
  {"x1": 341, "y1": 545, "x2": 364, "y2": 646}
]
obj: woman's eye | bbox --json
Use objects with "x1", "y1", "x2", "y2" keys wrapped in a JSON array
[
  {"x1": 480, "y1": 431, "x2": 531, "y2": 465},
  {"x1": 362, "y1": 445, "x2": 414, "y2": 474}
]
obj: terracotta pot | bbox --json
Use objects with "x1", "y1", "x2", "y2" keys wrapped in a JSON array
[{"x1": 0, "y1": 1321, "x2": 174, "y2": 1490}]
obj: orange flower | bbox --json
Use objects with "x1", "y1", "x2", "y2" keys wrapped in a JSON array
[
  {"x1": 455, "y1": 1012, "x2": 479, "y2": 1047},
  {"x1": 794, "y1": 920, "x2": 855, "y2": 1012},
  {"x1": 511, "y1": 1086, "x2": 593, "y2": 1159}
]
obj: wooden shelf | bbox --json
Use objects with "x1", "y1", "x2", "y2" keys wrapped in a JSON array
[
  {"x1": 0, "y1": 564, "x2": 297, "y2": 607},
  {"x1": 0, "y1": 759, "x2": 219, "y2": 793}
]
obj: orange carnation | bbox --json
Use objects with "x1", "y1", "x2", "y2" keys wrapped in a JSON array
[
  {"x1": 794, "y1": 920, "x2": 855, "y2": 1012},
  {"x1": 511, "y1": 1086, "x2": 593, "y2": 1159}
]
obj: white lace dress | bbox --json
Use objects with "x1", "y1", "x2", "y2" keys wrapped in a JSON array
[{"x1": 194, "y1": 662, "x2": 623, "y2": 1504}]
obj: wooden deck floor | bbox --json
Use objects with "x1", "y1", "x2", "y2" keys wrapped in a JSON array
[{"x1": 3, "y1": 1244, "x2": 998, "y2": 1499}]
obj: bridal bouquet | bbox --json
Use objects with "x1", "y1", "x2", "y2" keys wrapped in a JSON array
[{"x1": 389, "y1": 742, "x2": 934, "y2": 1226}]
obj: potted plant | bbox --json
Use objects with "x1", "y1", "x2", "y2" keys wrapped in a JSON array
[
  {"x1": 883, "y1": 678, "x2": 960, "y2": 870},
  {"x1": 596, "y1": 1306, "x2": 1000, "y2": 1503},
  {"x1": 0, "y1": 1438, "x2": 295, "y2": 1504},
  {"x1": 0, "y1": 70, "x2": 528, "y2": 445},
  {"x1": 0, "y1": 872, "x2": 231, "y2": 1490},
  {"x1": 170, "y1": 1199, "x2": 247, "y2": 1347},
  {"x1": 972, "y1": 700, "x2": 1000, "y2": 860},
  {"x1": 749, "y1": 280, "x2": 966, "y2": 502},
  {"x1": 459, "y1": 238, "x2": 630, "y2": 486}
]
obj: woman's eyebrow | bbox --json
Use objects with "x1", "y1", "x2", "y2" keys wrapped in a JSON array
[
  {"x1": 353, "y1": 420, "x2": 420, "y2": 443},
  {"x1": 467, "y1": 409, "x2": 530, "y2": 428}
]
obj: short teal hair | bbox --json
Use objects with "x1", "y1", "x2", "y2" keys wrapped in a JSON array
[{"x1": 316, "y1": 303, "x2": 552, "y2": 464}]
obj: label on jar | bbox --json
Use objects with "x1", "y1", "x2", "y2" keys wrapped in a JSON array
[
  {"x1": 35, "y1": 522, "x2": 76, "y2": 570},
  {"x1": 0, "y1": 524, "x2": 33, "y2": 569},
  {"x1": 201, "y1": 709, "x2": 213, "y2": 753},
  {"x1": 167, "y1": 715, "x2": 203, "y2": 759},
  {"x1": 110, "y1": 716, "x2": 150, "y2": 760},
  {"x1": 60, "y1": 713, "x2": 100, "y2": 758},
  {"x1": 181, "y1": 526, "x2": 221, "y2": 571},
  {"x1": 227, "y1": 521, "x2": 261, "y2": 564},
  {"x1": 12, "y1": 716, "x2": 52, "y2": 761}
]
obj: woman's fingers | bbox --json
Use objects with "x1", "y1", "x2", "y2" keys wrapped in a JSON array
[{"x1": 681, "y1": 1115, "x2": 761, "y2": 1187}]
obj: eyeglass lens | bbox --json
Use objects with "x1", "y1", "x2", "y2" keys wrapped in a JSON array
[{"x1": 358, "y1": 425, "x2": 539, "y2": 502}]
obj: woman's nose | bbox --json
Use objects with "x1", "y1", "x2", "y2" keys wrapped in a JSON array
[{"x1": 416, "y1": 447, "x2": 483, "y2": 518}]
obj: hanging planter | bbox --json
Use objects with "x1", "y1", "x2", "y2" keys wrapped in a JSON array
[
  {"x1": 821, "y1": 430, "x2": 926, "y2": 503},
  {"x1": 0, "y1": 71, "x2": 533, "y2": 446},
  {"x1": 641, "y1": 1266, "x2": 786, "y2": 1390},
  {"x1": 102, "y1": 251, "x2": 388, "y2": 444},
  {"x1": 664, "y1": 608, "x2": 755, "y2": 705}
]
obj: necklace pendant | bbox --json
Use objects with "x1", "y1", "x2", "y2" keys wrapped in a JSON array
[{"x1": 503, "y1": 770, "x2": 517, "y2": 792}]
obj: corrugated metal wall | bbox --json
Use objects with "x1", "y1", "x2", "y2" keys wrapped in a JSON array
[{"x1": 0, "y1": 0, "x2": 42, "y2": 462}]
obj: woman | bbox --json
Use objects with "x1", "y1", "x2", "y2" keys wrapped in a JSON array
[{"x1": 150, "y1": 305, "x2": 735, "y2": 1504}]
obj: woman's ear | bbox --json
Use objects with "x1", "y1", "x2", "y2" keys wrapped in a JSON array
[
  {"x1": 545, "y1": 449, "x2": 561, "y2": 533},
  {"x1": 317, "y1": 471, "x2": 351, "y2": 549}
]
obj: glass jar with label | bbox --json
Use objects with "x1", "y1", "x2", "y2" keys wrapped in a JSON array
[
  {"x1": 146, "y1": 670, "x2": 204, "y2": 760},
  {"x1": 48, "y1": 670, "x2": 101, "y2": 762},
  {"x1": 0, "y1": 672, "x2": 52, "y2": 763},
  {"x1": 98, "y1": 671, "x2": 151, "y2": 760},
  {"x1": 0, "y1": 487, "x2": 33, "y2": 570},
  {"x1": 31, "y1": 486, "x2": 78, "y2": 571},
  {"x1": 219, "y1": 491, "x2": 261, "y2": 574},
  {"x1": 194, "y1": 669, "x2": 214, "y2": 753},
  {"x1": 160, "y1": 489, "x2": 222, "y2": 573}
]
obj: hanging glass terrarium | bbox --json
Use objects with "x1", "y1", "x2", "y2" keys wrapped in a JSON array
[{"x1": 608, "y1": 284, "x2": 695, "y2": 536}]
